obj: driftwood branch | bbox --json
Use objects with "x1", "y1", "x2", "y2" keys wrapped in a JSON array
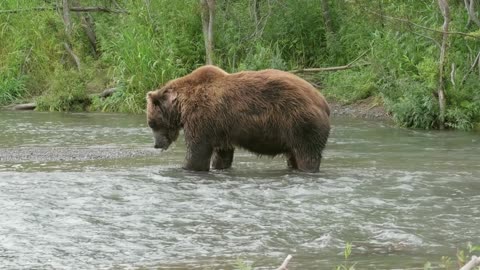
[
  {"x1": 292, "y1": 63, "x2": 370, "y2": 73},
  {"x1": 291, "y1": 50, "x2": 370, "y2": 73},
  {"x1": 367, "y1": 10, "x2": 480, "y2": 39},
  {"x1": 413, "y1": 31, "x2": 441, "y2": 48},
  {"x1": 0, "y1": 6, "x2": 128, "y2": 14},
  {"x1": 460, "y1": 255, "x2": 480, "y2": 270},
  {"x1": 9, "y1": 87, "x2": 118, "y2": 111},
  {"x1": 274, "y1": 254, "x2": 292, "y2": 270},
  {"x1": 69, "y1": 6, "x2": 127, "y2": 13},
  {"x1": 0, "y1": 7, "x2": 52, "y2": 14}
]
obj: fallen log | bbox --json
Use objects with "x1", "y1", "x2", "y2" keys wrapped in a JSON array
[
  {"x1": 275, "y1": 254, "x2": 292, "y2": 270},
  {"x1": 0, "y1": 6, "x2": 128, "y2": 14},
  {"x1": 6, "y1": 87, "x2": 118, "y2": 111},
  {"x1": 291, "y1": 50, "x2": 370, "y2": 73},
  {"x1": 460, "y1": 256, "x2": 480, "y2": 270},
  {"x1": 13, "y1": 103, "x2": 37, "y2": 111},
  {"x1": 98, "y1": 87, "x2": 117, "y2": 98},
  {"x1": 291, "y1": 62, "x2": 370, "y2": 73}
]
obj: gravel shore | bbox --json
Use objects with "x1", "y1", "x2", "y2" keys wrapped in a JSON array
[
  {"x1": 1, "y1": 98, "x2": 391, "y2": 164},
  {"x1": 328, "y1": 98, "x2": 391, "y2": 120},
  {"x1": 0, "y1": 147, "x2": 159, "y2": 163}
]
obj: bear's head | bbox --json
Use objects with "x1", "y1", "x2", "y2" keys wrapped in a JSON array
[{"x1": 146, "y1": 87, "x2": 181, "y2": 150}]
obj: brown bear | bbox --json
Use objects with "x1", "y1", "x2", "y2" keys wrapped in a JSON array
[{"x1": 146, "y1": 65, "x2": 330, "y2": 172}]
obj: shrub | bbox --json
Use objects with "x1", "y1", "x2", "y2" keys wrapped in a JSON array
[
  {"x1": 35, "y1": 66, "x2": 91, "y2": 112},
  {"x1": 0, "y1": 74, "x2": 26, "y2": 105},
  {"x1": 382, "y1": 78, "x2": 440, "y2": 129},
  {"x1": 321, "y1": 68, "x2": 378, "y2": 104}
]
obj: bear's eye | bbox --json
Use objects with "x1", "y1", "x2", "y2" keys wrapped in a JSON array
[
  {"x1": 148, "y1": 121, "x2": 158, "y2": 129},
  {"x1": 152, "y1": 99, "x2": 161, "y2": 107}
]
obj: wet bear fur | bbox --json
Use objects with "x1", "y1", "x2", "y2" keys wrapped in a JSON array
[{"x1": 146, "y1": 65, "x2": 330, "y2": 172}]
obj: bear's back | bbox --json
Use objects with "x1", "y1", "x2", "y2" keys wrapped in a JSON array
[{"x1": 219, "y1": 69, "x2": 329, "y2": 116}]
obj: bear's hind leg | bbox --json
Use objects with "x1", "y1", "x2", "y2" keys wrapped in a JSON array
[
  {"x1": 211, "y1": 148, "x2": 234, "y2": 170},
  {"x1": 286, "y1": 153, "x2": 298, "y2": 169}
]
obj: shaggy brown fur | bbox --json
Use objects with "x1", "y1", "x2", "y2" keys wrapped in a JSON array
[{"x1": 146, "y1": 65, "x2": 330, "y2": 172}]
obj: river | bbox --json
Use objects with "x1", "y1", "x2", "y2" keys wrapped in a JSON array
[{"x1": 0, "y1": 111, "x2": 479, "y2": 269}]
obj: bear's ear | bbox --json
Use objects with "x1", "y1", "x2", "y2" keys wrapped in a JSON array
[
  {"x1": 146, "y1": 91, "x2": 156, "y2": 100},
  {"x1": 147, "y1": 91, "x2": 162, "y2": 107},
  {"x1": 162, "y1": 88, "x2": 178, "y2": 105}
]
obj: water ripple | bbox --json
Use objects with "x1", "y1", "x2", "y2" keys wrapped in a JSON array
[{"x1": 1, "y1": 112, "x2": 480, "y2": 269}]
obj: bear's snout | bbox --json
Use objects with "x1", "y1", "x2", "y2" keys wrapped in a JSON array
[
  {"x1": 152, "y1": 130, "x2": 172, "y2": 150},
  {"x1": 153, "y1": 143, "x2": 163, "y2": 149},
  {"x1": 153, "y1": 140, "x2": 170, "y2": 150}
]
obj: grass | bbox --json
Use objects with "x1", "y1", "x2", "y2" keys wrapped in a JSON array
[{"x1": 1, "y1": 0, "x2": 480, "y2": 130}]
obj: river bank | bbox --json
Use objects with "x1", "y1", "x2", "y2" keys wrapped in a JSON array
[
  {"x1": 0, "y1": 98, "x2": 391, "y2": 164},
  {"x1": 3, "y1": 96, "x2": 392, "y2": 120},
  {"x1": 328, "y1": 97, "x2": 390, "y2": 120}
]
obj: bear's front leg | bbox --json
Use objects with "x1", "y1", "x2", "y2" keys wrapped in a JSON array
[
  {"x1": 294, "y1": 155, "x2": 321, "y2": 173},
  {"x1": 183, "y1": 142, "x2": 213, "y2": 171},
  {"x1": 211, "y1": 148, "x2": 234, "y2": 170}
]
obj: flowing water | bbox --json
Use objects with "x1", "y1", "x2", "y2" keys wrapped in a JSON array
[{"x1": 0, "y1": 111, "x2": 479, "y2": 270}]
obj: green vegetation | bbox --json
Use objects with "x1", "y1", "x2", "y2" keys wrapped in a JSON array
[
  {"x1": 229, "y1": 242, "x2": 480, "y2": 270},
  {"x1": 1, "y1": 0, "x2": 480, "y2": 130},
  {"x1": 336, "y1": 242, "x2": 356, "y2": 270}
]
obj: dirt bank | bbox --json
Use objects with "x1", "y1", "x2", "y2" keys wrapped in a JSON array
[
  {"x1": 327, "y1": 97, "x2": 391, "y2": 120},
  {"x1": 0, "y1": 97, "x2": 392, "y2": 164}
]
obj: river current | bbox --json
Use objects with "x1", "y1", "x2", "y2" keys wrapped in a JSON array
[{"x1": 0, "y1": 111, "x2": 479, "y2": 269}]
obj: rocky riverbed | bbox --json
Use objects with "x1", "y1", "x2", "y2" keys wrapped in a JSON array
[
  {"x1": 0, "y1": 97, "x2": 391, "y2": 164},
  {"x1": 0, "y1": 147, "x2": 159, "y2": 163},
  {"x1": 328, "y1": 97, "x2": 390, "y2": 120}
]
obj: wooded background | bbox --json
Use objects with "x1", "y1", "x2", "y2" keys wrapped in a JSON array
[{"x1": 1, "y1": 0, "x2": 479, "y2": 130}]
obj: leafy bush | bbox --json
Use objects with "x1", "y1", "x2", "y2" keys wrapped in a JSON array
[
  {"x1": 1, "y1": 0, "x2": 480, "y2": 130},
  {"x1": 381, "y1": 78, "x2": 440, "y2": 129},
  {"x1": 0, "y1": 74, "x2": 26, "y2": 105},
  {"x1": 93, "y1": 0, "x2": 202, "y2": 113},
  {"x1": 445, "y1": 102, "x2": 480, "y2": 131},
  {"x1": 35, "y1": 66, "x2": 91, "y2": 112},
  {"x1": 237, "y1": 42, "x2": 287, "y2": 71},
  {"x1": 321, "y1": 68, "x2": 378, "y2": 104}
]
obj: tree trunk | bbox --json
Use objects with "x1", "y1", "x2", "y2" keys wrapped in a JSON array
[
  {"x1": 81, "y1": 14, "x2": 99, "y2": 58},
  {"x1": 252, "y1": 0, "x2": 261, "y2": 33},
  {"x1": 200, "y1": 0, "x2": 215, "y2": 65},
  {"x1": 377, "y1": 0, "x2": 385, "y2": 28},
  {"x1": 62, "y1": 0, "x2": 72, "y2": 35},
  {"x1": 464, "y1": 0, "x2": 480, "y2": 28},
  {"x1": 437, "y1": 0, "x2": 449, "y2": 129},
  {"x1": 321, "y1": 0, "x2": 334, "y2": 35},
  {"x1": 321, "y1": 0, "x2": 339, "y2": 59},
  {"x1": 72, "y1": 0, "x2": 99, "y2": 58},
  {"x1": 61, "y1": 0, "x2": 81, "y2": 70}
]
